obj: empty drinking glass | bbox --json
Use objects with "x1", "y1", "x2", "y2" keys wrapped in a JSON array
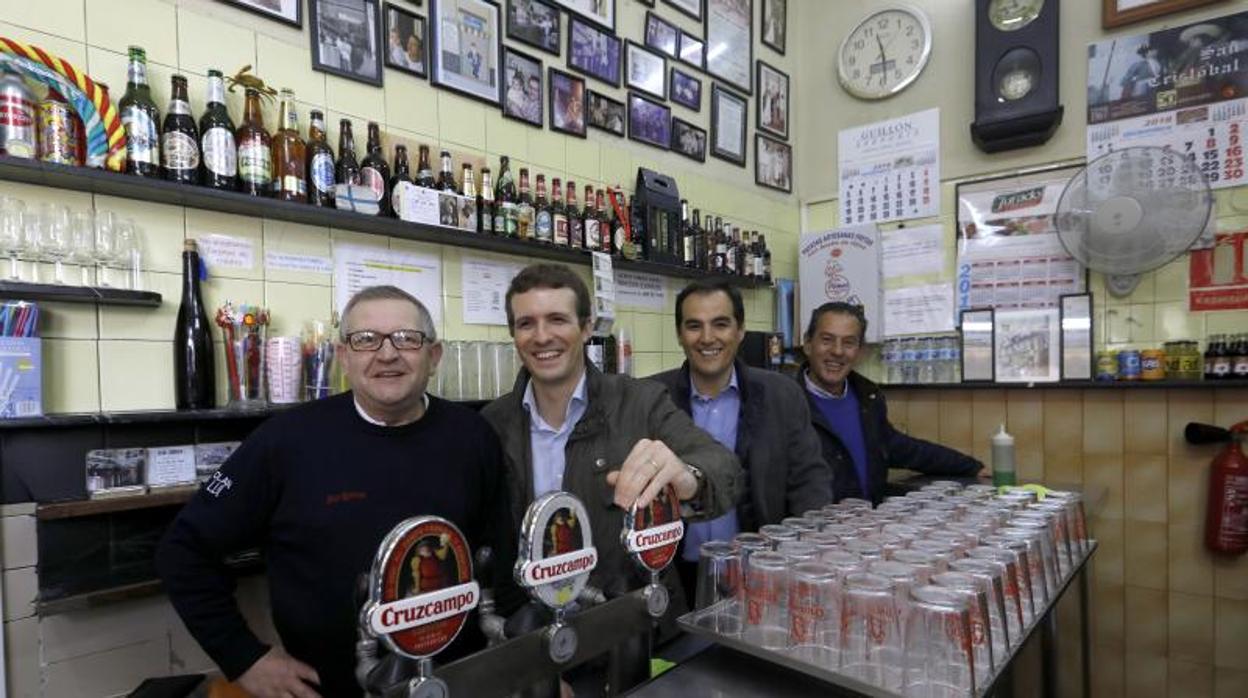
[
  {"x1": 694, "y1": 540, "x2": 743, "y2": 636},
  {"x1": 0, "y1": 198, "x2": 24, "y2": 280},
  {"x1": 949, "y1": 557, "x2": 1014, "y2": 655},
  {"x1": 93, "y1": 210, "x2": 117, "y2": 286},
  {"x1": 743, "y1": 551, "x2": 789, "y2": 650},
  {"x1": 112, "y1": 219, "x2": 141, "y2": 290},
  {"x1": 777, "y1": 540, "x2": 819, "y2": 565},
  {"x1": 759, "y1": 524, "x2": 799, "y2": 547},
  {"x1": 902, "y1": 586, "x2": 977, "y2": 697},
  {"x1": 20, "y1": 209, "x2": 42, "y2": 281},
  {"x1": 839, "y1": 572, "x2": 903, "y2": 691},
  {"x1": 69, "y1": 212, "x2": 95, "y2": 286},
  {"x1": 932, "y1": 571, "x2": 996, "y2": 684},
  {"x1": 787, "y1": 562, "x2": 839, "y2": 667},
  {"x1": 38, "y1": 203, "x2": 71, "y2": 284}
]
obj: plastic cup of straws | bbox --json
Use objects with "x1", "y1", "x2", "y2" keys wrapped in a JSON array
[
  {"x1": 216, "y1": 301, "x2": 269, "y2": 409},
  {"x1": 302, "y1": 319, "x2": 335, "y2": 401}
]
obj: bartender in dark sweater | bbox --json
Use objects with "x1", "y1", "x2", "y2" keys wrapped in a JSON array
[
  {"x1": 800, "y1": 302, "x2": 985, "y2": 503},
  {"x1": 158, "y1": 286, "x2": 515, "y2": 698}
]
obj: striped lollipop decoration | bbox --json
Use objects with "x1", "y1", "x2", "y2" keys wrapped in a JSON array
[{"x1": 0, "y1": 37, "x2": 126, "y2": 171}]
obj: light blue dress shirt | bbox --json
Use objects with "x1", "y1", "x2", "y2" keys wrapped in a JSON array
[
  {"x1": 681, "y1": 369, "x2": 741, "y2": 561},
  {"x1": 523, "y1": 371, "x2": 589, "y2": 497}
]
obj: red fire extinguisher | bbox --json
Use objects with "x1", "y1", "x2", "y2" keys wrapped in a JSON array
[{"x1": 1188, "y1": 421, "x2": 1248, "y2": 554}]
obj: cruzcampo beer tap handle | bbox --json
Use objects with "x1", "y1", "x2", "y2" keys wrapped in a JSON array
[{"x1": 622, "y1": 485, "x2": 685, "y2": 619}]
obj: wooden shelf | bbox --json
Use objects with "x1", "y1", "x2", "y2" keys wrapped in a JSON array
[
  {"x1": 0, "y1": 281, "x2": 161, "y2": 307},
  {"x1": 0, "y1": 155, "x2": 764, "y2": 287},
  {"x1": 36, "y1": 487, "x2": 197, "y2": 520}
]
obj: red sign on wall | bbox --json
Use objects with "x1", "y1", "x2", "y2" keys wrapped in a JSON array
[{"x1": 1190, "y1": 231, "x2": 1248, "y2": 312}]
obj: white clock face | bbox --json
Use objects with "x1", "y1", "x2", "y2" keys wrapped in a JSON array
[
  {"x1": 837, "y1": 6, "x2": 932, "y2": 100},
  {"x1": 988, "y1": 0, "x2": 1045, "y2": 32}
]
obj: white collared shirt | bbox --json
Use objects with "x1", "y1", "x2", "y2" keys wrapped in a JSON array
[{"x1": 354, "y1": 394, "x2": 430, "y2": 426}]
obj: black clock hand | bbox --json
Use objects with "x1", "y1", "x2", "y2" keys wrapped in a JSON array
[{"x1": 876, "y1": 34, "x2": 888, "y2": 85}]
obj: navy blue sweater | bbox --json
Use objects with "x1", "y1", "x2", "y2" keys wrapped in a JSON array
[{"x1": 157, "y1": 393, "x2": 515, "y2": 697}]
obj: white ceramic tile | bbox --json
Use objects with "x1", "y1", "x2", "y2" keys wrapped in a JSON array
[
  {"x1": 176, "y1": 6, "x2": 256, "y2": 77},
  {"x1": 42, "y1": 338, "x2": 100, "y2": 413},
  {"x1": 85, "y1": 0, "x2": 178, "y2": 67},
  {"x1": 98, "y1": 271, "x2": 178, "y2": 340},
  {"x1": 98, "y1": 340, "x2": 173, "y2": 410}
]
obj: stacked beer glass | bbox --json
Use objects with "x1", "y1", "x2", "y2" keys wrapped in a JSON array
[{"x1": 690, "y1": 482, "x2": 1089, "y2": 697}]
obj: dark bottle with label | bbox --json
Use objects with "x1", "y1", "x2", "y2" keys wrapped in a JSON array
[
  {"x1": 174, "y1": 239, "x2": 216, "y2": 410},
  {"x1": 680, "y1": 200, "x2": 696, "y2": 268},
  {"x1": 389, "y1": 144, "x2": 412, "y2": 213},
  {"x1": 335, "y1": 119, "x2": 361, "y2": 185},
  {"x1": 359, "y1": 122, "x2": 391, "y2": 215},
  {"x1": 517, "y1": 168, "x2": 535, "y2": 241},
  {"x1": 1233, "y1": 333, "x2": 1248, "y2": 379},
  {"x1": 691, "y1": 208, "x2": 706, "y2": 270},
  {"x1": 595, "y1": 189, "x2": 611, "y2": 253},
  {"x1": 199, "y1": 70, "x2": 237, "y2": 190},
  {"x1": 271, "y1": 88, "x2": 307, "y2": 202},
  {"x1": 120, "y1": 46, "x2": 161, "y2": 177},
  {"x1": 1205, "y1": 335, "x2": 1219, "y2": 380},
  {"x1": 583, "y1": 185, "x2": 600, "y2": 251},
  {"x1": 236, "y1": 88, "x2": 272, "y2": 197},
  {"x1": 534, "y1": 174, "x2": 552, "y2": 244},
  {"x1": 306, "y1": 110, "x2": 335, "y2": 206},
  {"x1": 585, "y1": 333, "x2": 618, "y2": 374},
  {"x1": 461, "y1": 164, "x2": 478, "y2": 232},
  {"x1": 415, "y1": 145, "x2": 436, "y2": 188},
  {"x1": 566, "y1": 181, "x2": 583, "y2": 249},
  {"x1": 437, "y1": 150, "x2": 458, "y2": 193},
  {"x1": 480, "y1": 167, "x2": 495, "y2": 234},
  {"x1": 495, "y1": 156, "x2": 517, "y2": 237},
  {"x1": 160, "y1": 74, "x2": 199, "y2": 184},
  {"x1": 760, "y1": 233, "x2": 772, "y2": 283},
  {"x1": 552, "y1": 177, "x2": 569, "y2": 247},
  {"x1": 1212, "y1": 334, "x2": 1233, "y2": 380},
  {"x1": 711, "y1": 217, "x2": 727, "y2": 273}
]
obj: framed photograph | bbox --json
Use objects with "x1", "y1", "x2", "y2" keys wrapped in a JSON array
[
  {"x1": 628, "y1": 92, "x2": 671, "y2": 150},
  {"x1": 384, "y1": 4, "x2": 428, "y2": 78},
  {"x1": 567, "y1": 17, "x2": 622, "y2": 87},
  {"x1": 710, "y1": 83, "x2": 746, "y2": 166},
  {"x1": 671, "y1": 117, "x2": 706, "y2": 162},
  {"x1": 1102, "y1": 0, "x2": 1227, "y2": 29},
  {"x1": 756, "y1": 60, "x2": 788, "y2": 139},
  {"x1": 645, "y1": 12, "x2": 679, "y2": 58},
  {"x1": 638, "y1": 0, "x2": 654, "y2": 5},
  {"x1": 550, "y1": 68, "x2": 588, "y2": 137},
  {"x1": 502, "y1": 47, "x2": 543, "y2": 126},
  {"x1": 310, "y1": 0, "x2": 384, "y2": 86},
  {"x1": 960, "y1": 308, "x2": 995, "y2": 383},
  {"x1": 755, "y1": 134, "x2": 791, "y2": 192},
  {"x1": 507, "y1": 0, "x2": 561, "y2": 56},
  {"x1": 705, "y1": 0, "x2": 753, "y2": 95},
  {"x1": 626, "y1": 41, "x2": 667, "y2": 100},
  {"x1": 663, "y1": 0, "x2": 702, "y2": 22},
  {"x1": 1060, "y1": 293, "x2": 1093, "y2": 381},
  {"x1": 669, "y1": 67, "x2": 701, "y2": 111},
  {"x1": 218, "y1": 0, "x2": 302, "y2": 28},
  {"x1": 430, "y1": 0, "x2": 503, "y2": 104},
  {"x1": 678, "y1": 31, "x2": 704, "y2": 69},
  {"x1": 994, "y1": 308, "x2": 1061, "y2": 383},
  {"x1": 554, "y1": 0, "x2": 615, "y2": 30},
  {"x1": 587, "y1": 90, "x2": 626, "y2": 136},
  {"x1": 760, "y1": 0, "x2": 786, "y2": 54}
]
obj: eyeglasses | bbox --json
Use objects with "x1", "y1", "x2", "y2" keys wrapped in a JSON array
[{"x1": 343, "y1": 329, "x2": 429, "y2": 352}]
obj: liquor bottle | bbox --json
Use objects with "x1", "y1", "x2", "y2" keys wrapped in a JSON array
[
  {"x1": 305, "y1": 110, "x2": 335, "y2": 206},
  {"x1": 1233, "y1": 333, "x2": 1248, "y2": 379},
  {"x1": 461, "y1": 164, "x2": 478, "y2": 232},
  {"x1": 1205, "y1": 335, "x2": 1219, "y2": 380},
  {"x1": 760, "y1": 233, "x2": 772, "y2": 283},
  {"x1": 335, "y1": 119, "x2": 361, "y2": 185},
  {"x1": 415, "y1": 144, "x2": 436, "y2": 188},
  {"x1": 612, "y1": 191, "x2": 633, "y2": 260},
  {"x1": 199, "y1": 70, "x2": 237, "y2": 190},
  {"x1": 534, "y1": 174, "x2": 552, "y2": 244},
  {"x1": 271, "y1": 88, "x2": 307, "y2": 202},
  {"x1": 174, "y1": 239, "x2": 216, "y2": 410},
  {"x1": 388, "y1": 144, "x2": 412, "y2": 214},
  {"x1": 680, "y1": 200, "x2": 695, "y2": 268},
  {"x1": 120, "y1": 46, "x2": 161, "y2": 177},
  {"x1": 728, "y1": 227, "x2": 741, "y2": 275},
  {"x1": 495, "y1": 156, "x2": 517, "y2": 237},
  {"x1": 595, "y1": 189, "x2": 611, "y2": 253},
  {"x1": 691, "y1": 208, "x2": 707, "y2": 270},
  {"x1": 359, "y1": 122, "x2": 391, "y2": 215},
  {"x1": 437, "y1": 150, "x2": 458, "y2": 193},
  {"x1": 552, "y1": 177, "x2": 569, "y2": 247},
  {"x1": 711, "y1": 217, "x2": 727, "y2": 273},
  {"x1": 516, "y1": 168, "x2": 535, "y2": 240},
  {"x1": 480, "y1": 167, "x2": 495, "y2": 234},
  {"x1": 1212, "y1": 334, "x2": 1232, "y2": 380},
  {"x1": 586, "y1": 333, "x2": 617, "y2": 374},
  {"x1": 566, "y1": 181, "x2": 584, "y2": 249},
  {"x1": 236, "y1": 88, "x2": 272, "y2": 197},
  {"x1": 583, "y1": 185, "x2": 600, "y2": 251},
  {"x1": 160, "y1": 74, "x2": 199, "y2": 184}
]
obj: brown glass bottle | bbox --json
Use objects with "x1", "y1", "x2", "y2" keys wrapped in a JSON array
[
  {"x1": 461, "y1": 164, "x2": 478, "y2": 232},
  {"x1": 388, "y1": 144, "x2": 412, "y2": 215},
  {"x1": 335, "y1": 119, "x2": 361, "y2": 185},
  {"x1": 236, "y1": 88, "x2": 272, "y2": 197},
  {"x1": 583, "y1": 185, "x2": 599, "y2": 251},
  {"x1": 415, "y1": 145, "x2": 436, "y2": 188},
  {"x1": 680, "y1": 200, "x2": 696, "y2": 268},
  {"x1": 534, "y1": 174, "x2": 552, "y2": 244},
  {"x1": 360, "y1": 122, "x2": 391, "y2": 215},
  {"x1": 566, "y1": 181, "x2": 583, "y2": 249},
  {"x1": 305, "y1": 110, "x2": 335, "y2": 206},
  {"x1": 551, "y1": 177, "x2": 569, "y2": 247},
  {"x1": 494, "y1": 156, "x2": 517, "y2": 237},
  {"x1": 595, "y1": 189, "x2": 611, "y2": 253},
  {"x1": 480, "y1": 167, "x2": 495, "y2": 234},
  {"x1": 517, "y1": 168, "x2": 534, "y2": 241},
  {"x1": 271, "y1": 88, "x2": 307, "y2": 202},
  {"x1": 160, "y1": 74, "x2": 199, "y2": 184},
  {"x1": 437, "y1": 150, "x2": 458, "y2": 193}
]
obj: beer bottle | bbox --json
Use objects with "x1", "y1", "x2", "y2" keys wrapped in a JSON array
[
  {"x1": 703, "y1": 214, "x2": 715, "y2": 271},
  {"x1": 1205, "y1": 335, "x2": 1219, "y2": 380},
  {"x1": 517, "y1": 168, "x2": 535, "y2": 240},
  {"x1": 174, "y1": 239, "x2": 215, "y2": 409},
  {"x1": 360, "y1": 122, "x2": 391, "y2": 215},
  {"x1": 199, "y1": 70, "x2": 236, "y2": 190},
  {"x1": 415, "y1": 145, "x2": 436, "y2": 188},
  {"x1": 1213, "y1": 334, "x2": 1233, "y2": 380},
  {"x1": 583, "y1": 185, "x2": 599, "y2": 251},
  {"x1": 160, "y1": 74, "x2": 199, "y2": 184},
  {"x1": 271, "y1": 88, "x2": 307, "y2": 202},
  {"x1": 691, "y1": 208, "x2": 706, "y2": 270},
  {"x1": 760, "y1": 233, "x2": 772, "y2": 283},
  {"x1": 335, "y1": 119, "x2": 361, "y2": 185},
  {"x1": 552, "y1": 177, "x2": 568, "y2": 247},
  {"x1": 534, "y1": 174, "x2": 552, "y2": 244},
  {"x1": 680, "y1": 200, "x2": 695, "y2": 268},
  {"x1": 566, "y1": 181, "x2": 583, "y2": 249},
  {"x1": 461, "y1": 164, "x2": 478, "y2": 232},
  {"x1": 236, "y1": 88, "x2": 272, "y2": 197},
  {"x1": 480, "y1": 167, "x2": 495, "y2": 234},
  {"x1": 711, "y1": 217, "x2": 727, "y2": 273},
  {"x1": 388, "y1": 144, "x2": 412, "y2": 215},
  {"x1": 304, "y1": 111, "x2": 334, "y2": 206},
  {"x1": 494, "y1": 156, "x2": 516, "y2": 237},
  {"x1": 595, "y1": 189, "x2": 611, "y2": 253},
  {"x1": 1233, "y1": 333, "x2": 1248, "y2": 379},
  {"x1": 120, "y1": 46, "x2": 161, "y2": 177},
  {"x1": 437, "y1": 150, "x2": 458, "y2": 193},
  {"x1": 729, "y1": 227, "x2": 742, "y2": 275}
]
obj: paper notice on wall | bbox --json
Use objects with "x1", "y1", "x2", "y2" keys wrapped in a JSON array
[
  {"x1": 332, "y1": 243, "x2": 443, "y2": 327},
  {"x1": 462, "y1": 257, "x2": 522, "y2": 325},
  {"x1": 882, "y1": 224, "x2": 946, "y2": 280},
  {"x1": 265, "y1": 250, "x2": 333, "y2": 275},
  {"x1": 199, "y1": 234, "x2": 256, "y2": 271},
  {"x1": 1189, "y1": 230, "x2": 1248, "y2": 311},
  {"x1": 798, "y1": 226, "x2": 882, "y2": 343},
  {"x1": 615, "y1": 270, "x2": 668, "y2": 311},
  {"x1": 838, "y1": 108, "x2": 940, "y2": 225},
  {"x1": 882, "y1": 283, "x2": 955, "y2": 337},
  {"x1": 591, "y1": 252, "x2": 615, "y2": 334}
]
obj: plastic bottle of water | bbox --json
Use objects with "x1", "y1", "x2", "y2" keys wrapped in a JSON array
[
  {"x1": 884, "y1": 339, "x2": 902, "y2": 384},
  {"x1": 935, "y1": 336, "x2": 955, "y2": 383},
  {"x1": 918, "y1": 337, "x2": 936, "y2": 384},
  {"x1": 949, "y1": 336, "x2": 962, "y2": 383},
  {"x1": 900, "y1": 337, "x2": 918, "y2": 384}
]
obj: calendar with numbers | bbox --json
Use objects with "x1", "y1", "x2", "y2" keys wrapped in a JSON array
[{"x1": 838, "y1": 108, "x2": 941, "y2": 226}]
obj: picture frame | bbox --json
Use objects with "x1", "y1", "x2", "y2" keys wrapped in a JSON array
[
  {"x1": 755, "y1": 59, "x2": 788, "y2": 140},
  {"x1": 506, "y1": 0, "x2": 561, "y2": 56},
  {"x1": 994, "y1": 307, "x2": 1061, "y2": 383},
  {"x1": 705, "y1": 0, "x2": 753, "y2": 95},
  {"x1": 754, "y1": 134, "x2": 791, "y2": 192},
  {"x1": 678, "y1": 31, "x2": 704, "y2": 70},
  {"x1": 310, "y1": 0, "x2": 384, "y2": 86},
  {"x1": 760, "y1": 0, "x2": 786, "y2": 55},
  {"x1": 218, "y1": 0, "x2": 302, "y2": 28},
  {"x1": 710, "y1": 83, "x2": 747, "y2": 166},
  {"x1": 671, "y1": 117, "x2": 706, "y2": 162},
  {"x1": 625, "y1": 41, "x2": 667, "y2": 100},
  {"x1": 549, "y1": 68, "x2": 588, "y2": 137},
  {"x1": 1102, "y1": 0, "x2": 1227, "y2": 29},
  {"x1": 430, "y1": 0, "x2": 503, "y2": 105},
  {"x1": 628, "y1": 91, "x2": 672, "y2": 150},
  {"x1": 554, "y1": 0, "x2": 615, "y2": 31},
  {"x1": 1059, "y1": 293, "x2": 1094, "y2": 381},
  {"x1": 638, "y1": 0, "x2": 654, "y2": 5},
  {"x1": 669, "y1": 67, "x2": 701, "y2": 111},
  {"x1": 501, "y1": 46, "x2": 544, "y2": 127},
  {"x1": 384, "y1": 3, "x2": 429, "y2": 78},
  {"x1": 663, "y1": 0, "x2": 702, "y2": 22},
  {"x1": 587, "y1": 90, "x2": 626, "y2": 136},
  {"x1": 567, "y1": 16, "x2": 622, "y2": 88},
  {"x1": 959, "y1": 308, "x2": 995, "y2": 383},
  {"x1": 644, "y1": 11, "x2": 679, "y2": 58}
]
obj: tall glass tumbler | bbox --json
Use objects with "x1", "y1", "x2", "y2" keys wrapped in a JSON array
[
  {"x1": 694, "y1": 540, "x2": 743, "y2": 636},
  {"x1": 839, "y1": 572, "x2": 904, "y2": 691},
  {"x1": 950, "y1": 557, "x2": 1014, "y2": 655},
  {"x1": 902, "y1": 586, "x2": 977, "y2": 697},
  {"x1": 743, "y1": 551, "x2": 790, "y2": 650},
  {"x1": 975, "y1": 540, "x2": 1037, "y2": 626},
  {"x1": 788, "y1": 562, "x2": 839, "y2": 667},
  {"x1": 932, "y1": 571, "x2": 996, "y2": 683}
]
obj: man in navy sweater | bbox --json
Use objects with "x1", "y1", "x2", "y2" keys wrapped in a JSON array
[
  {"x1": 800, "y1": 302, "x2": 984, "y2": 504},
  {"x1": 158, "y1": 286, "x2": 515, "y2": 698}
]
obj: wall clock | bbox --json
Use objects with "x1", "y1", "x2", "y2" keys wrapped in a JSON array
[
  {"x1": 836, "y1": 5, "x2": 932, "y2": 100},
  {"x1": 971, "y1": 0, "x2": 1063, "y2": 152}
]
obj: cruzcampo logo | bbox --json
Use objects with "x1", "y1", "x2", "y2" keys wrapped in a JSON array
[{"x1": 515, "y1": 492, "x2": 597, "y2": 610}]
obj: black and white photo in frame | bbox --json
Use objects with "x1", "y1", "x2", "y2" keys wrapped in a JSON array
[
  {"x1": 550, "y1": 68, "x2": 588, "y2": 137},
  {"x1": 430, "y1": 0, "x2": 502, "y2": 104},
  {"x1": 672, "y1": 117, "x2": 706, "y2": 162},
  {"x1": 219, "y1": 0, "x2": 302, "y2": 27},
  {"x1": 705, "y1": 0, "x2": 753, "y2": 94},
  {"x1": 588, "y1": 90, "x2": 626, "y2": 136},
  {"x1": 663, "y1": 0, "x2": 702, "y2": 22},
  {"x1": 502, "y1": 47, "x2": 543, "y2": 126},
  {"x1": 567, "y1": 16, "x2": 622, "y2": 87},
  {"x1": 311, "y1": 0, "x2": 384, "y2": 86},
  {"x1": 755, "y1": 133, "x2": 791, "y2": 192},
  {"x1": 554, "y1": 0, "x2": 615, "y2": 31},
  {"x1": 678, "y1": 31, "x2": 704, "y2": 69},
  {"x1": 710, "y1": 83, "x2": 746, "y2": 166},
  {"x1": 626, "y1": 41, "x2": 667, "y2": 100},
  {"x1": 644, "y1": 12, "x2": 679, "y2": 58},
  {"x1": 506, "y1": 0, "x2": 561, "y2": 55},
  {"x1": 670, "y1": 67, "x2": 701, "y2": 111},
  {"x1": 761, "y1": 0, "x2": 786, "y2": 54},
  {"x1": 384, "y1": 3, "x2": 428, "y2": 77},
  {"x1": 628, "y1": 92, "x2": 672, "y2": 150},
  {"x1": 756, "y1": 60, "x2": 788, "y2": 139}
]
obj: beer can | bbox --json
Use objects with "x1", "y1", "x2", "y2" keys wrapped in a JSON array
[
  {"x1": 1096, "y1": 351, "x2": 1118, "y2": 381},
  {"x1": 0, "y1": 70, "x2": 37, "y2": 158},
  {"x1": 38, "y1": 98, "x2": 78, "y2": 165},
  {"x1": 1118, "y1": 349, "x2": 1141, "y2": 381},
  {"x1": 1141, "y1": 349, "x2": 1166, "y2": 381}
]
